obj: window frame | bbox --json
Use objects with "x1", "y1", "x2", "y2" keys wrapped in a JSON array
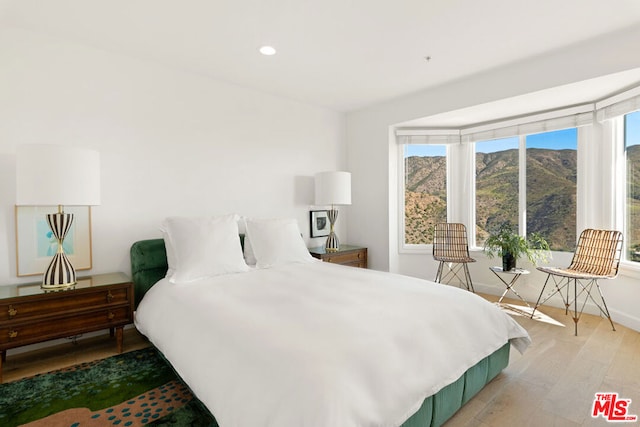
[
  {"x1": 398, "y1": 143, "x2": 451, "y2": 253},
  {"x1": 399, "y1": 128, "x2": 580, "y2": 254},
  {"x1": 471, "y1": 132, "x2": 578, "y2": 251},
  {"x1": 618, "y1": 111, "x2": 640, "y2": 267}
]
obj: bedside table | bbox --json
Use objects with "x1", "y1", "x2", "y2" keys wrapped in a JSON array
[
  {"x1": 309, "y1": 245, "x2": 368, "y2": 268},
  {"x1": 0, "y1": 272, "x2": 134, "y2": 383}
]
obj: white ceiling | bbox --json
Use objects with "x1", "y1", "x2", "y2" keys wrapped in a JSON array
[{"x1": 2, "y1": 0, "x2": 640, "y2": 113}]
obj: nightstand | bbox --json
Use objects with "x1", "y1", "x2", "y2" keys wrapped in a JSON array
[
  {"x1": 0, "y1": 272, "x2": 134, "y2": 383},
  {"x1": 309, "y1": 245, "x2": 368, "y2": 268}
]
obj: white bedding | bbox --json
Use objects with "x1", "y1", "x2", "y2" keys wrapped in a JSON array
[{"x1": 135, "y1": 261, "x2": 530, "y2": 427}]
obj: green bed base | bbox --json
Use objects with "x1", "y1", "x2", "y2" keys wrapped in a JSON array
[{"x1": 130, "y1": 238, "x2": 510, "y2": 427}]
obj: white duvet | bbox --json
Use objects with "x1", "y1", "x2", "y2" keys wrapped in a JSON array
[{"x1": 135, "y1": 261, "x2": 530, "y2": 427}]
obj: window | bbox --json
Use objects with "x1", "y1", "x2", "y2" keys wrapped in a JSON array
[
  {"x1": 475, "y1": 137, "x2": 519, "y2": 246},
  {"x1": 475, "y1": 129, "x2": 577, "y2": 250},
  {"x1": 625, "y1": 111, "x2": 640, "y2": 262},
  {"x1": 526, "y1": 128, "x2": 577, "y2": 251},
  {"x1": 403, "y1": 144, "x2": 446, "y2": 244},
  {"x1": 398, "y1": 105, "x2": 590, "y2": 253}
]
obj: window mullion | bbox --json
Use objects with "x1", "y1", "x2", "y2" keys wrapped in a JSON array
[{"x1": 519, "y1": 135, "x2": 527, "y2": 237}]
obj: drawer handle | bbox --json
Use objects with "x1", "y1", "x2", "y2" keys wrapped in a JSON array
[
  {"x1": 108, "y1": 312, "x2": 115, "y2": 320},
  {"x1": 106, "y1": 291, "x2": 114, "y2": 303},
  {"x1": 8, "y1": 305, "x2": 17, "y2": 318},
  {"x1": 9, "y1": 330, "x2": 18, "y2": 339}
]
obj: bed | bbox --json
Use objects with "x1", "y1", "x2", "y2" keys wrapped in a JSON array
[{"x1": 132, "y1": 216, "x2": 530, "y2": 427}]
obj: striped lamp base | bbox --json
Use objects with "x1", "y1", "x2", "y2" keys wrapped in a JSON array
[
  {"x1": 43, "y1": 212, "x2": 77, "y2": 289},
  {"x1": 325, "y1": 208, "x2": 340, "y2": 252}
]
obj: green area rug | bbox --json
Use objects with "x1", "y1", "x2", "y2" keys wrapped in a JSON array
[{"x1": 0, "y1": 347, "x2": 218, "y2": 427}]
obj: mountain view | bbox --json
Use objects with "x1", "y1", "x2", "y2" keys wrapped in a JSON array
[
  {"x1": 405, "y1": 148, "x2": 579, "y2": 251},
  {"x1": 404, "y1": 155, "x2": 447, "y2": 244}
]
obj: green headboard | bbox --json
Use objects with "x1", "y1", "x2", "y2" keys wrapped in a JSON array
[
  {"x1": 130, "y1": 239, "x2": 168, "y2": 308},
  {"x1": 130, "y1": 235, "x2": 246, "y2": 308}
]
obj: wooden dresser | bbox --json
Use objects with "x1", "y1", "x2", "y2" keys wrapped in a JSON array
[
  {"x1": 309, "y1": 245, "x2": 368, "y2": 268},
  {"x1": 0, "y1": 272, "x2": 133, "y2": 382}
]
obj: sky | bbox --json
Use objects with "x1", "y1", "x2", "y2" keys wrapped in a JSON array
[
  {"x1": 405, "y1": 144, "x2": 446, "y2": 157},
  {"x1": 478, "y1": 128, "x2": 578, "y2": 153}
]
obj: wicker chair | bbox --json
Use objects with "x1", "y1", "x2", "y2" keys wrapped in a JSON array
[
  {"x1": 531, "y1": 229, "x2": 623, "y2": 336},
  {"x1": 432, "y1": 223, "x2": 476, "y2": 292}
]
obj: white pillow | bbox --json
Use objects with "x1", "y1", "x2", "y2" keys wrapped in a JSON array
[
  {"x1": 245, "y1": 218, "x2": 313, "y2": 268},
  {"x1": 161, "y1": 214, "x2": 249, "y2": 283}
]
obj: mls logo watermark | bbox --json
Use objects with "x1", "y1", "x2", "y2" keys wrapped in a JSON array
[{"x1": 592, "y1": 393, "x2": 638, "y2": 422}]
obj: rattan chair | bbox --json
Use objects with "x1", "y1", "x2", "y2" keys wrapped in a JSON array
[
  {"x1": 433, "y1": 223, "x2": 476, "y2": 292},
  {"x1": 531, "y1": 229, "x2": 623, "y2": 336}
]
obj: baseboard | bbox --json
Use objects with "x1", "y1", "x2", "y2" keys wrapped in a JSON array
[{"x1": 609, "y1": 308, "x2": 640, "y2": 332}]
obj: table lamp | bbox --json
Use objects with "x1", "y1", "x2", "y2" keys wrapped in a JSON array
[
  {"x1": 315, "y1": 171, "x2": 351, "y2": 252},
  {"x1": 16, "y1": 145, "x2": 101, "y2": 289}
]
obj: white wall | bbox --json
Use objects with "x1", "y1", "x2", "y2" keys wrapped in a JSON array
[
  {"x1": 347, "y1": 25, "x2": 640, "y2": 332},
  {"x1": 0, "y1": 27, "x2": 346, "y2": 285}
]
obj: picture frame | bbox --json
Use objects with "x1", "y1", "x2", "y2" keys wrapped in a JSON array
[
  {"x1": 15, "y1": 206, "x2": 93, "y2": 277},
  {"x1": 310, "y1": 210, "x2": 330, "y2": 238}
]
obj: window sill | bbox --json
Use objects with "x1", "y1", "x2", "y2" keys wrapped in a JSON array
[
  {"x1": 619, "y1": 260, "x2": 640, "y2": 279},
  {"x1": 399, "y1": 244, "x2": 431, "y2": 254}
]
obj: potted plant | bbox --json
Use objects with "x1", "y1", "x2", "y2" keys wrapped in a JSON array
[{"x1": 483, "y1": 223, "x2": 550, "y2": 271}]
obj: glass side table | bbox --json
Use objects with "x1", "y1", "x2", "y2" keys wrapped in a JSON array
[{"x1": 489, "y1": 266, "x2": 531, "y2": 313}]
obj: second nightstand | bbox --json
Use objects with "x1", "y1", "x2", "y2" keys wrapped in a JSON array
[{"x1": 309, "y1": 245, "x2": 367, "y2": 268}]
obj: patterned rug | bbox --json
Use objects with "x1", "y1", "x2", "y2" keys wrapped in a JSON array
[{"x1": 0, "y1": 347, "x2": 218, "y2": 427}]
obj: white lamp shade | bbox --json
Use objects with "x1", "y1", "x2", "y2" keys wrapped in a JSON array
[
  {"x1": 315, "y1": 171, "x2": 351, "y2": 205},
  {"x1": 16, "y1": 144, "x2": 101, "y2": 206}
]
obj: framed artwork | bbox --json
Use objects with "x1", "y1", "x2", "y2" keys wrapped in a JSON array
[
  {"x1": 15, "y1": 206, "x2": 92, "y2": 277},
  {"x1": 310, "y1": 210, "x2": 330, "y2": 238}
]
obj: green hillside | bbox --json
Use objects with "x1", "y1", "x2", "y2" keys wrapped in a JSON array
[
  {"x1": 404, "y1": 156, "x2": 446, "y2": 244},
  {"x1": 475, "y1": 149, "x2": 519, "y2": 244}
]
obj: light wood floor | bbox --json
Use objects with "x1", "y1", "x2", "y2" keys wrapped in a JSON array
[
  {"x1": 2, "y1": 296, "x2": 639, "y2": 426},
  {"x1": 447, "y1": 295, "x2": 640, "y2": 426}
]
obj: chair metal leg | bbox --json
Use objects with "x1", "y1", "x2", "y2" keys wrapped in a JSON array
[
  {"x1": 565, "y1": 277, "x2": 571, "y2": 315},
  {"x1": 595, "y1": 282, "x2": 616, "y2": 331},
  {"x1": 572, "y1": 279, "x2": 579, "y2": 336},
  {"x1": 532, "y1": 274, "x2": 570, "y2": 317},
  {"x1": 566, "y1": 278, "x2": 616, "y2": 336},
  {"x1": 531, "y1": 274, "x2": 551, "y2": 318},
  {"x1": 435, "y1": 261, "x2": 444, "y2": 283},
  {"x1": 575, "y1": 279, "x2": 616, "y2": 332},
  {"x1": 532, "y1": 273, "x2": 573, "y2": 320},
  {"x1": 434, "y1": 261, "x2": 474, "y2": 292},
  {"x1": 463, "y1": 263, "x2": 474, "y2": 293}
]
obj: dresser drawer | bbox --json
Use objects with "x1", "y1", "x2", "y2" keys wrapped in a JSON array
[
  {"x1": 339, "y1": 258, "x2": 368, "y2": 268},
  {"x1": 322, "y1": 249, "x2": 367, "y2": 267},
  {"x1": 0, "y1": 286, "x2": 131, "y2": 322},
  {"x1": 0, "y1": 306, "x2": 131, "y2": 348}
]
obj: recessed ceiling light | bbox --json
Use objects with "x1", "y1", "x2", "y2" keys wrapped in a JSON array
[{"x1": 259, "y1": 46, "x2": 277, "y2": 56}]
